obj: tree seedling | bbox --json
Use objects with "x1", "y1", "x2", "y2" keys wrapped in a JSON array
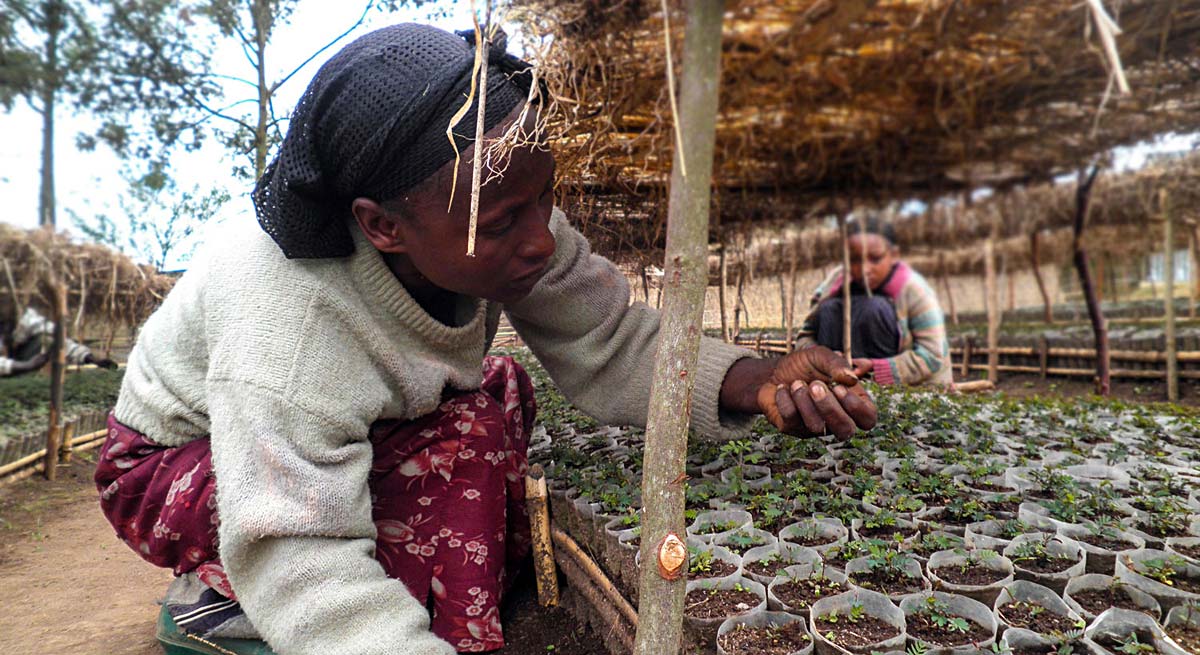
[{"x1": 919, "y1": 596, "x2": 970, "y2": 633}]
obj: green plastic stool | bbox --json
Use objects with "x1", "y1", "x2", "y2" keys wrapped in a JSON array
[{"x1": 156, "y1": 606, "x2": 277, "y2": 655}]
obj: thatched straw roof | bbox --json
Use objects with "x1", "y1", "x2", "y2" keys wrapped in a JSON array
[
  {"x1": 515, "y1": 0, "x2": 1200, "y2": 263},
  {"x1": 0, "y1": 224, "x2": 174, "y2": 330},
  {"x1": 738, "y1": 149, "x2": 1200, "y2": 279}
]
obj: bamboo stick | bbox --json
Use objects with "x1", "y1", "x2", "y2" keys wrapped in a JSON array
[
  {"x1": 525, "y1": 465, "x2": 559, "y2": 608},
  {"x1": 58, "y1": 419, "x2": 76, "y2": 464},
  {"x1": 1039, "y1": 336, "x2": 1049, "y2": 379},
  {"x1": 1164, "y1": 189, "x2": 1178, "y2": 402},
  {"x1": 634, "y1": 2, "x2": 724, "y2": 652},
  {"x1": 719, "y1": 245, "x2": 730, "y2": 342},
  {"x1": 786, "y1": 245, "x2": 797, "y2": 350},
  {"x1": 554, "y1": 539, "x2": 636, "y2": 654}
]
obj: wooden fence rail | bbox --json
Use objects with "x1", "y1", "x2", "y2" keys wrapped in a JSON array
[{"x1": 732, "y1": 334, "x2": 1198, "y2": 384}]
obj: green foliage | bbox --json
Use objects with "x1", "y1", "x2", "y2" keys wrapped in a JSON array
[
  {"x1": 0, "y1": 368, "x2": 123, "y2": 442},
  {"x1": 919, "y1": 596, "x2": 970, "y2": 633},
  {"x1": 688, "y1": 547, "x2": 714, "y2": 575}
]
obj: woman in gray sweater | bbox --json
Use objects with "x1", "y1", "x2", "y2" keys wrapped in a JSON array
[{"x1": 94, "y1": 24, "x2": 875, "y2": 655}]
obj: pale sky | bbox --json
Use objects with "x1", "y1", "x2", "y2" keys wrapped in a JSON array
[{"x1": 0, "y1": 0, "x2": 481, "y2": 268}]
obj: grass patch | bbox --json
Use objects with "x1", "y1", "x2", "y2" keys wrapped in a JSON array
[{"x1": 0, "y1": 369, "x2": 123, "y2": 443}]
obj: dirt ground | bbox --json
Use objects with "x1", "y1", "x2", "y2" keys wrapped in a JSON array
[
  {"x1": 989, "y1": 372, "x2": 1200, "y2": 409},
  {"x1": 0, "y1": 453, "x2": 604, "y2": 655}
]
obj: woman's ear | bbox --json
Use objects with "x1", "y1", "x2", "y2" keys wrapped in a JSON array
[{"x1": 352, "y1": 197, "x2": 407, "y2": 254}]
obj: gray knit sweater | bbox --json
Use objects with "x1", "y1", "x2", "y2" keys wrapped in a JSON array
[{"x1": 114, "y1": 208, "x2": 755, "y2": 655}]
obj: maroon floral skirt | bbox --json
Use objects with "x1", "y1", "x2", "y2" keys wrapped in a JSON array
[{"x1": 95, "y1": 356, "x2": 535, "y2": 652}]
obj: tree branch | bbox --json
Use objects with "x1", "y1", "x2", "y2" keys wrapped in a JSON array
[{"x1": 270, "y1": 0, "x2": 374, "y2": 94}]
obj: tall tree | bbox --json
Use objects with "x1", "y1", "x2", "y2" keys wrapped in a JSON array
[
  {"x1": 70, "y1": 162, "x2": 230, "y2": 270},
  {"x1": 0, "y1": 0, "x2": 218, "y2": 228},
  {"x1": 191, "y1": 0, "x2": 431, "y2": 181}
]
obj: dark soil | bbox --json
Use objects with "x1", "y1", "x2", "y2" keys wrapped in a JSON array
[
  {"x1": 1075, "y1": 533, "x2": 1138, "y2": 552},
  {"x1": 744, "y1": 556, "x2": 793, "y2": 580},
  {"x1": 932, "y1": 564, "x2": 1008, "y2": 586},
  {"x1": 1096, "y1": 634, "x2": 1162, "y2": 655},
  {"x1": 694, "y1": 520, "x2": 740, "y2": 535},
  {"x1": 1011, "y1": 643, "x2": 1090, "y2": 655},
  {"x1": 812, "y1": 614, "x2": 899, "y2": 649},
  {"x1": 1167, "y1": 575, "x2": 1200, "y2": 594},
  {"x1": 785, "y1": 531, "x2": 837, "y2": 548},
  {"x1": 906, "y1": 612, "x2": 992, "y2": 647},
  {"x1": 1014, "y1": 555, "x2": 1077, "y2": 574},
  {"x1": 1135, "y1": 520, "x2": 1193, "y2": 539},
  {"x1": 1173, "y1": 543, "x2": 1200, "y2": 561},
  {"x1": 856, "y1": 524, "x2": 916, "y2": 540},
  {"x1": 848, "y1": 569, "x2": 925, "y2": 596},
  {"x1": 722, "y1": 535, "x2": 771, "y2": 556},
  {"x1": 684, "y1": 587, "x2": 761, "y2": 620},
  {"x1": 998, "y1": 602, "x2": 1080, "y2": 634},
  {"x1": 752, "y1": 512, "x2": 802, "y2": 535},
  {"x1": 982, "y1": 497, "x2": 1021, "y2": 515},
  {"x1": 771, "y1": 577, "x2": 845, "y2": 610},
  {"x1": 1070, "y1": 587, "x2": 1156, "y2": 617},
  {"x1": 689, "y1": 559, "x2": 739, "y2": 581},
  {"x1": 716, "y1": 621, "x2": 812, "y2": 655},
  {"x1": 1166, "y1": 623, "x2": 1200, "y2": 654}
]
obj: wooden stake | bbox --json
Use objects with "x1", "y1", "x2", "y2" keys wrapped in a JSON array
[
  {"x1": 44, "y1": 277, "x2": 67, "y2": 481},
  {"x1": 1030, "y1": 232, "x2": 1054, "y2": 324},
  {"x1": 961, "y1": 336, "x2": 973, "y2": 379},
  {"x1": 718, "y1": 244, "x2": 730, "y2": 342},
  {"x1": 938, "y1": 253, "x2": 958, "y2": 326},
  {"x1": 524, "y1": 464, "x2": 559, "y2": 607},
  {"x1": 1164, "y1": 189, "x2": 1178, "y2": 402},
  {"x1": 1039, "y1": 336, "x2": 1049, "y2": 379},
  {"x1": 985, "y1": 236, "x2": 999, "y2": 384},
  {"x1": 58, "y1": 419, "x2": 76, "y2": 465},
  {"x1": 1190, "y1": 226, "x2": 1198, "y2": 319},
  {"x1": 733, "y1": 261, "x2": 745, "y2": 337},
  {"x1": 786, "y1": 245, "x2": 798, "y2": 351},
  {"x1": 634, "y1": 2, "x2": 724, "y2": 652},
  {"x1": 838, "y1": 214, "x2": 852, "y2": 365},
  {"x1": 1072, "y1": 166, "x2": 1109, "y2": 395}
]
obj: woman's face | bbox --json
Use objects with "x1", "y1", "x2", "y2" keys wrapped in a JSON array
[
  {"x1": 847, "y1": 233, "x2": 897, "y2": 289},
  {"x1": 388, "y1": 141, "x2": 558, "y2": 305}
]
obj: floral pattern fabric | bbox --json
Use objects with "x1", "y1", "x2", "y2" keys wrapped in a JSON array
[{"x1": 95, "y1": 355, "x2": 535, "y2": 653}]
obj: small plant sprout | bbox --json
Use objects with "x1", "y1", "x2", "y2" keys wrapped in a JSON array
[
  {"x1": 920, "y1": 596, "x2": 970, "y2": 633},
  {"x1": 687, "y1": 547, "x2": 714, "y2": 575},
  {"x1": 1116, "y1": 632, "x2": 1156, "y2": 654},
  {"x1": 1138, "y1": 555, "x2": 1187, "y2": 586}
]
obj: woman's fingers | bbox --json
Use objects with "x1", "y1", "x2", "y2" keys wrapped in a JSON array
[
  {"x1": 788, "y1": 381, "x2": 826, "y2": 436},
  {"x1": 808, "y1": 381, "x2": 855, "y2": 439},
  {"x1": 836, "y1": 383, "x2": 878, "y2": 431},
  {"x1": 774, "y1": 385, "x2": 801, "y2": 432}
]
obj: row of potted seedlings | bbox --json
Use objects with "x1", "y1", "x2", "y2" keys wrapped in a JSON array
[{"x1": 514, "y1": 349, "x2": 1200, "y2": 654}]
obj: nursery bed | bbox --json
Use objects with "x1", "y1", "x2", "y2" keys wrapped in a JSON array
[{"x1": 502, "y1": 345, "x2": 1200, "y2": 655}]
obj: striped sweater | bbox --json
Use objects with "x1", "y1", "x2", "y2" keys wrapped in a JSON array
[{"x1": 795, "y1": 262, "x2": 953, "y2": 387}]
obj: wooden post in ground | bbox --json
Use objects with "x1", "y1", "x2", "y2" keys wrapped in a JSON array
[
  {"x1": 1039, "y1": 336, "x2": 1049, "y2": 379},
  {"x1": 718, "y1": 244, "x2": 730, "y2": 342},
  {"x1": 985, "y1": 236, "x2": 999, "y2": 384},
  {"x1": 938, "y1": 253, "x2": 958, "y2": 326},
  {"x1": 733, "y1": 261, "x2": 745, "y2": 338},
  {"x1": 838, "y1": 213, "x2": 852, "y2": 365},
  {"x1": 786, "y1": 245, "x2": 798, "y2": 350},
  {"x1": 58, "y1": 419, "x2": 76, "y2": 465},
  {"x1": 44, "y1": 277, "x2": 67, "y2": 481},
  {"x1": 1164, "y1": 189, "x2": 1178, "y2": 402},
  {"x1": 1189, "y1": 225, "x2": 1198, "y2": 319},
  {"x1": 1072, "y1": 166, "x2": 1109, "y2": 395},
  {"x1": 524, "y1": 464, "x2": 559, "y2": 607},
  {"x1": 1030, "y1": 231, "x2": 1054, "y2": 324},
  {"x1": 633, "y1": 2, "x2": 724, "y2": 653},
  {"x1": 961, "y1": 336, "x2": 972, "y2": 379}
]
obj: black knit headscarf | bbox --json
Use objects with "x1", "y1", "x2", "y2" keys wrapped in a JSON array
[{"x1": 254, "y1": 24, "x2": 536, "y2": 259}]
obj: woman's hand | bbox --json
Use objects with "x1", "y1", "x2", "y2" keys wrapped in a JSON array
[{"x1": 756, "y1": 347, "x2": 877, "y2": 439}]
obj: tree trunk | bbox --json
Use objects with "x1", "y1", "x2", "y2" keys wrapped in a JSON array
[
  {"x1": 634, "y1": 2, "x2": 724, "y2": 653},
  {"x1": 985, "y1": 237, "x2": 999, "y2": 384},
  {"x1": 1072, "y1": 167, "x2": 1108, "y2": 395},
  {"x1": 253, "y1": 0, "x2": 271, "y2": 179},
  {"x1": 44, "y1": 276, "x2": 67, "y2": 480},
  {"x1": 1164, "y1": 189, "x2": 1178, "y2": 402},
  {"x1": 838, "y1": 214, "x2": 852, "y2": 365},
  {"x1": 38, "y1": 0, "x2": 63, "y2": 228},
  {"x1": 1030, "y1": 232, "x2": 1053, "y2": 324}
]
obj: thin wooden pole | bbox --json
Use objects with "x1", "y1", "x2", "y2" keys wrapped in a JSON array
[
  {"x1": 786, "y1": 245, "x2": 798, "y2": 350},
  {"x1": 1190, "y1": 225, "x2": 1198, "y2": 319},
  {"x1": 718, "y1": 244, "x2": 730, "y2": 342},
  {"x1": 58, "y1": 419, "x2": 76, "y2": 465},
  {"x1": 1164, "y1": 189, "x2": 1178, "y2": 402},
  {"x1": 1073, "y1": 166, "x2": 1109, "y2": 395},
  {"x1": 733, "y1": 261, "x2": 745, "y2": 337},
  {"x1": 1038, "y1": 335, "x2": 1049, "y2": 379},
  {"x1": 985, "y1": 236, "x2": 999, "y2": 384},
  {"x1": 938, "y1": 253, "x2": 958, "y2": 326},
  {"x1": 1030, "y1": 232, "x2": 1054, "y2": 324},
  {"x1": 44, "y1": 277, "x2": 67, "y2": 481},
  {"x1": 838, "y1": 214, "x2": 852, "y2": 365},
  {"x1": 634, "y1": 2, "x2": 724, "y2": 653},
  {"x1": 961, "y1": 336, "x2": 973, "y2": 379}
]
